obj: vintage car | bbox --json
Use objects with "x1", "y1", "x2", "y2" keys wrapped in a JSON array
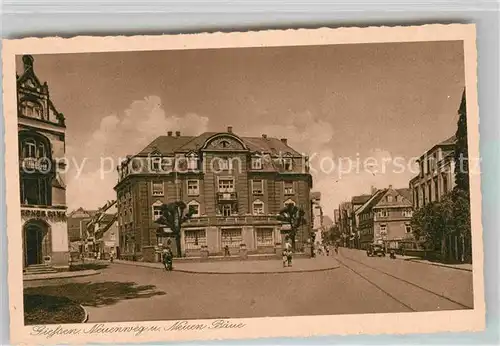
[{"x1": 367, "y1": 243, "x2": 386, "y2": 257}]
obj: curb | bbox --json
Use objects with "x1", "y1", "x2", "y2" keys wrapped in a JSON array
[
  {"x1": 113, "y1": 260, "x2": 340, "y2": 275},
  {"x1": 408, "y1": 259, "x2": 472, "y2": 272},
  {"x1": 80, "y1": 305, "x2": 89, "y2": 323},
  {"x1": 23, "y1": 270, "x2": 101, "y2": 281}
]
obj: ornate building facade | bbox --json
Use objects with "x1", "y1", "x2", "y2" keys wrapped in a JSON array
[
  {"x1": 115, "y1": 127, "x2": 312, "y2": 261},
  {"x1": 17, "y1": 55, "x2": 70, "y2": 270}
]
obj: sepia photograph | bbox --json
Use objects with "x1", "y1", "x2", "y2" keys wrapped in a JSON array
[{"x1": 3, "y1": 24, "x2": 484, "y2": 344}]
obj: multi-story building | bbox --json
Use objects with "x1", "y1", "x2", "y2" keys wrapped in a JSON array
[
  {"x1": 311, "y1": 191, "x2": 323, "y2": 246},
  {"x1": 17, "y1": 55, "x2": 70, "y2": 271},
  {"x1": 337, "y1": 202, "x2": 353, "y2": 247},
  {"x1": 357, "y1": 185, "x2": 414, "y2": 250},
  {"x1": 409, "y1": 134, "x2": 469, "y2": 261},
  {"x1": 350, "y1": 193, "x2": 372, "y2": 249},
  {"x1": 409, "y1": 135, "x2": 456, "y2": 209},
  {"x1": 85, "y1": 200, "x2": 118, "y2": 258},
  {"x1": 115, "y1": 127, "x2": 312, "y2": 261}
]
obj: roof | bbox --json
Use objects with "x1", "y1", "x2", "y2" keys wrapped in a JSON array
[
  {"x1": 352, "y1": 194, "x2": 372, "y2": 205},
  {"x1": 311, "y1": 191, "x2": 321, "y2": 200},
  {"x1": 355, "y1": 189, "x2": 387, "y2": 215},
  {"x1": 439, "y1": 135, "x2": 456, "y2": 146},
  {"x1": 396, "y1": 188, "x2": 412, "y2": 203},
  {"x1": 137, "y1": 131, "x2": 302, "y2": 157}
]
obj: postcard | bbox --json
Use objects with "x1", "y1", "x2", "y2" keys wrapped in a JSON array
[{"x1": 2, "y1": 24, "x2": 484, "y2": 344}]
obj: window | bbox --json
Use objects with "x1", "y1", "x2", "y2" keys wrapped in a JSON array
[
  {"x1": 152, "y1": 181, "x2": 164, "y2": 196},
  {"x1": 222, "y1": 204, "x2": 232, "y2": 217},
  {"x1": 161, "y1": 157, "x2": 174, "y2": 172},
  {"x1": 20, "y1": 101, "x2": 43, "y2": 119},
  {"x1": 283, "y1": 157, "x2": 293, "y2": 171},
  {"x1": 414, "y1": 189, "x2": 419, "y2": 209},
  {"x1": 23, "y1": 139, "x2": 36, "y2": 158},
  {"x1": 379, "y1": 224, "x2": 387, "y2": 235},
  {"x1": 221, "y1": 229, "x2": 242, "y2": 248},
  {"x1": 110, "y1": 232, "x2": 116, "y2": 241},
  {"x1": 187, "y1": 155, "x2": 198, "y2": 170},
  {"x1": 21, "y1": 177, "x2": 49, "y2": 205},
  {"x1": 387, "y1": 195, "x2": 393, "y2": 202},
  {"x1": 402, "y1": 209, "x2": 413, "y2": 217},
  {"x1": 434, "y1": 177, "x2": 439, "y2": 201},
  {"x1": 150, "y1": 156, "x2": 161, "y2": 171},
  {"x1": 188, "y1": 201, "x2": 200, "y2": 216},
  {"x1": 218, "y1": 178, "x2": 234, "y2": 192},
  {"x1": 284, "y1": 181, "x2": 294, "y2": 195},
  {"x1": 251, "y1": 157, "x2": 262, "y2": 169},
  {"x1": 256, "y1": 228, "x2": 273, "y2": 246},
  {"x1": 284, "y1": 198, "x2": 296, "y2": 207},
  {"x1": 442, "y1": 174, "x2": 449, "y2": 194},
  {"x1": 220, "y1": 140, "x2": 229, "y2": 148},
  {"x1": 252, "y1": 179, "x2": 264, "y2": 194},
  {"x1": 427, "y1": 182, "x2": 432, "y2": 202},
  {"x1": 218, "y1": 158, "x2": 230, "y2": 170},
  {"x1": 252, "y1": 200, "x2": 265, "y2": 215},
  {"x1": 377, "y1": 210, "x2": 388, "y2": 218},
  {"x1": 187, "y1": 180, "x2": 199, "y2": 196},
  {"x1": 405, "y1": 224, "x2": 412, "y2": 234},
  {"x1": 185, "y1": 230, "x2": 207, "y2": 250}
]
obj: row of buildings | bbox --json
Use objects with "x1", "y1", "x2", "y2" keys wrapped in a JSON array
[{"x1": 334, "y1": 92, "x2": 469, "y2": 263}]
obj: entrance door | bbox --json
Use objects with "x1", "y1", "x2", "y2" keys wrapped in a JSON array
[{"x1": 25, "y1": 225, "x2": 44, "y2": 266}]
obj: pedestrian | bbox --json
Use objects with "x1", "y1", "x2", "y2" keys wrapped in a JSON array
[
  {"x1": 325, "y1": 245, "x2": 330, "y2": 256},
  {"x1": 224, "y1": 245, "x2": 230, "y2": 257},
  {"x1": 163, "y1": 246, "x2": 173, "y2": 271}
]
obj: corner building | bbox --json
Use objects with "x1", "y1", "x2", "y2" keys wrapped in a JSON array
[
  {"x1": 115, "y1": 127, "x2": 312, "y2": 260},
  {"x1": 17, "y1": 55, "x2": 69, "y2": 271}
]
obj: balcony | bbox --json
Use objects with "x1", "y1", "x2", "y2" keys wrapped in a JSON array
[
  {"x1": 184, "y1": 214, "x2": 280, "y2": 226},
  {"x1": 217, "y1": 191, "x2": 238, "y2": 201}
]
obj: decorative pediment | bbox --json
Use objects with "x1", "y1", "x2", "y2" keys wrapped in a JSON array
[{"x1": 202, "y1": 134, "x2": 247, "y2": 151}]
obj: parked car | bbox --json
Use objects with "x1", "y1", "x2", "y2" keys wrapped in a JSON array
[{"x1": 367, "y1": 243, "x2": 386, "y2": 257}]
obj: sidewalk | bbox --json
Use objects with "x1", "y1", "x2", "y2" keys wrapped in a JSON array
[
  {"x1": 114, "y1": 256, "x2": 340, "y2": 274},
  {"x1": 398, "y1": 255, "x2": 472, "y2": 272},
  {"x1": 23, "y1": 269, "x2": 100, "y2": 281}
]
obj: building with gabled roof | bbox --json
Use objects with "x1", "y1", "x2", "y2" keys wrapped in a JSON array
[
  {"x1": 115, "y1": 126, "x2": 312, "y2": 261},
  {"x1": 17, "y1": 55, "x2": 70, "y2": 272},
  {"x1": 357, "y1": 185, "x2": 415, "y2": 250}
]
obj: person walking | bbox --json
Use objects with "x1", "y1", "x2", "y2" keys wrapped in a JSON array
[{"x1": 163, "y1": 246, "x2": 173, "y2": 271}]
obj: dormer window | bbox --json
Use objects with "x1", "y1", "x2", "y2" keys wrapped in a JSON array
[
  {"x1": 387, "y1": 195, "x2": 393, "y2": 203},
  {"x1": 251, "y1": 157, "x2": 262, "y2": 170},
  {"x1": 221, "y1": 140, "x2": 229, "y2": 148},
  {"x1": 187, "y1": 154, "x2": 198, "y2": 170},
  {"x1": 150, "y1": 156, "x2": 162, "y2": 171},
  {"x1": 283, "y1": 157, "x2": 293, "y2": 171},
  {"x1": 20, "y1": 100, "x2": 43, "y2": 119}
]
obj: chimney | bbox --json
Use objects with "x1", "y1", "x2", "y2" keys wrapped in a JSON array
[
  {"x1": 167, "y1": 131, "x2": 173, "y2": 136},
  {"x1": 370, "y1": 186, "x2": 377, "y2": 195},
  {"x1": 280, "y1": 138, "x2": 288, "y2": 145},
  {"x1": 227, "y1": 126, "x2": 233, "y2": 133},
  {"x1": 262, "y1": 134, "x2": 267, "y2": 139},
  {"x1": 388, "y1": 184, "x2": 393, "y2": 190},
  {"x1": 175, "y1": 131, "x2": 181, "y2": 137}
]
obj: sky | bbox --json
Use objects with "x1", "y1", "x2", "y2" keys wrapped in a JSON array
[{"x1": 18, "y1": 40, "x2": 465, "y2": 217}]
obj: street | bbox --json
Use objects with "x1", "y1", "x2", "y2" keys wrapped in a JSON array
[{"x1": 24, "y1": 248, "x2": 473, "y2": 323}]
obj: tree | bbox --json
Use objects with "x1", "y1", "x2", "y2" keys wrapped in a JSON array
[
  {"x1": 455, "y1": 88, "x2": 469, "y2": 193},
  {"x1": 411, "y1": 197, "x2": 454, "y2": 258},
  {"x1": 327, "y1": 225, "x2": 342, "y2": 243},
  {"x1": 155, "y1": 201, "x2": 195, "y2": 257},
  {"x1": 277, "y1": 204, "x2": 307, "y2": 250}
]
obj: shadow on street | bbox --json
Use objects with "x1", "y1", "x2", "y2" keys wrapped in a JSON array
[{"x1": 24, "y1": 281, "x2": 166, "y2": 307}]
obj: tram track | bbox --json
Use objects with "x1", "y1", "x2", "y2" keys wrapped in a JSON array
[{"x1": 336, "y1": 254, "x2": 473, "y2": 312}]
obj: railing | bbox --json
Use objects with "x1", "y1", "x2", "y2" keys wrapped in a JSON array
[
  {"x1": 185, "y1": 214, "x2": 280, "y2": 226},
  {"x1": 216, "y1": 192, "x2": 238, "y2": 201}
]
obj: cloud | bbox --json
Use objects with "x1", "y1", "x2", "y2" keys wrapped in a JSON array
[
  {"x1": 244, "y1": 110, "x2": 418, "y2": 218},
  {"x1": 65, "y1": 95, "x2": 209, "y2": 211}
]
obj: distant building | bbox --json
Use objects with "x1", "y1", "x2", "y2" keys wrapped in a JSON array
[
  {"x1": 85, "y1": 200, "x2": 118, "y2": 259},
  {"x1": 357, "y1": 185, "x2": 414, "y2": 250},
  {"x1": 115, "y1": 127, "x2": 312, "y2": 261},
  {"x1": 17, "y1": 55, "x2": 70, "y2": 271},
  {"x1": 333, "y1": 209, "x2": 340, "y2": 225},
  {"x1": 311, "y1": 191, "x2": 323, "y2": 246},
  {"x1": 338, "y1": 202, "x2": 353, "y2": 247},
  {"x1": 67, "y1": 208, "x2": 97, "y2": 257},
  {"x1": 350, "y1": 193, "x2": 373, "y2": 249}
]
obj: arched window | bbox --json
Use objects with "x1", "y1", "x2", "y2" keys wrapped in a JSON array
[
  {"x1": 284, "y1": 198, "x2": 296, "y2": 207},
  {"x1": 19, "y1": 133, "x2": 50, "y2": 160},
  {"x1": 187, "y1": 200, "x2": 200, "y2": 217},
  {"x1": 23, "y1": 139, "x2": 36, "y2": 158}
]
